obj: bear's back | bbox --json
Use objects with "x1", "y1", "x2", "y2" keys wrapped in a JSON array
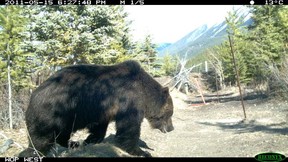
[{"x1": 34, "y1": 60, "x2": 142, "y2": 93}]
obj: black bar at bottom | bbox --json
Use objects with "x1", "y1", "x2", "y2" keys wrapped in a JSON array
[{"x1": 0, "y1": 157, "x2": 260, "y2": 162}]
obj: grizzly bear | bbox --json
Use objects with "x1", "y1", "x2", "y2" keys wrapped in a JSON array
[{"x1": 19, "y1": 60, "x2": 174, "y2": 157}]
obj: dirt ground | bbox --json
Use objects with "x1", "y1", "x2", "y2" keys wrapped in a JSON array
[
  {"x1": 141, "y1": 90, "x2": 288, "y2": 157},
  {"x1": 1, "y1": 89, "x2": 288, "y2": 158}
]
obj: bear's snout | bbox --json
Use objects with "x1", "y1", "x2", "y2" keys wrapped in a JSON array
[{"x1": 159, "y1": 118, "x2": 174, "y2": 133}]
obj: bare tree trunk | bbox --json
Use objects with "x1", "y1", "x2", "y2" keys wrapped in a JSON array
[
  {"x1": 5, "y1": 11, "x2": 13, "y2": 129},
  {"x1": 7, "y1": 49, "x2": 13, "y2": 129},
  {"x1": 228, "y1": 35, "x2": 246, "y2": 120},
  {"x1": 208, "y1": 51, "x2": 225, "y2": 90}
]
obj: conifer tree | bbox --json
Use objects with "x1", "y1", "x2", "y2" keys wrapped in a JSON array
[
  {"x1": 248, "y1": 6, "x2": 286, "y2": 67},
  {"x1": 135, "y1": 35, "x2": 159, "y2": 75},
  {"x1": 27, "y1": 6, "x2": 133, "y2": 68},
  {"x1": 213, "y1": 9, "x2": 249, "y2": 86},
  {"x1": 0, "y1": 6, "x2": 31, "y2": 128},
  {"x1": 246, "y1": 5, "x2": 287, "y2": 84},
  {"x1": 161, "y1": 54, "x2": 178, "y2": 76}
]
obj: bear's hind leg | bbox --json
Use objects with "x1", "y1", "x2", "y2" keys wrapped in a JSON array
[{"x1": 19, "y1": 134, "x2": 54, "y2": 157}]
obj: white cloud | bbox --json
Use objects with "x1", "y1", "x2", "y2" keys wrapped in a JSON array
[{"x1": 124, "y1": 5, "x2": 242, "y2": 44}]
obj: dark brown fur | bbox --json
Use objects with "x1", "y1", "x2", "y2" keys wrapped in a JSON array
[{"x1": 19, "y1": 60, "x2": 174, "y2": 157}]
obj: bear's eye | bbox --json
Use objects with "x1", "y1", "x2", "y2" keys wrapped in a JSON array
[{"x1": 152, "y1": 116, "x2": 164, "y2": 121}]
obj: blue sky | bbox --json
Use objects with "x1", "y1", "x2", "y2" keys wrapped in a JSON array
[{"x1": 124, "y1": 5, "x2": 246, "y2": 44}]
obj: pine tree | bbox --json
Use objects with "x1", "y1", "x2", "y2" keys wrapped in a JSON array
[
  {"x1": 0, "y1": 6, "x2": 31, "y2": 129},
  {"x1": 245, "y1": 5, "x2": 288, "y2": 86},
  {"x1": 161, "y1": 54, "x2": 178, "y2": 76},
  {"x1": 226, "y1": 9, "x2": 249, "y2": 84},
  {"x1": 0, "y1": 6, "x2": 34, "y2": 88},
  {"x1": 211, "y1": 8, "x2": 250, "y2": 86},
  {"x1": 135, "y1": 35, "x2": 158, "y2": 75},
  {"x1": 248, "y1": 6, "x2": 286, "y2": 67},
  {"x1": 27, "y1": 6, "x2": 133, "y2": 68}
]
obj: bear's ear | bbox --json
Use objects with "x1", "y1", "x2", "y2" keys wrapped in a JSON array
[{"x1": 162, "y1": 87, "x2": 170, "y2": 95}]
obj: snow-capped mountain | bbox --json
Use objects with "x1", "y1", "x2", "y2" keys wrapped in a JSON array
[
  {"x1": 156, "y1": 43, "x2": 172, "y2": 52},
  {"x1": 157, "y1": 6, "x2": 252, "y2": 58}
]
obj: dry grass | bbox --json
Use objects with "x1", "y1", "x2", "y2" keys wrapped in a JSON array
[{"x1": 0, "y1": 128, "x2": 27, "y2": 157}]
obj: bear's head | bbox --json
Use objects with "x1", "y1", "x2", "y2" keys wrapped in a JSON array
[{"x1": 147, "y1": 87, "x2": 174, "y2": 133}]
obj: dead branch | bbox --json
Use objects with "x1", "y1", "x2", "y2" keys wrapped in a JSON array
[{"x1": 0, "y1": 131, "x2": 25, "y2": 150}]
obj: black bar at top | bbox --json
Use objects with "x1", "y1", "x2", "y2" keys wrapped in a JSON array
[{"x1": 0, "y1": 0, "x2": 277, "y2": 5}]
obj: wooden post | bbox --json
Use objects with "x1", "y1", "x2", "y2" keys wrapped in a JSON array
[
  {"x1": 228, "y1": 35, "x2": 247, "y2": 120},
  {"x1": 195, "y1": 78, "x2": 206, "y2": 104},
  {"x1": 215, "y1": 74, "x2": 220, "y2": 103},
  {"x1": 205, "y1": 61, "x2": 208, "y2": 73}
]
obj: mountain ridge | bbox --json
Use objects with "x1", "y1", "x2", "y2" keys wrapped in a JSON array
[{"x1": 157, "y1": 6, "x2": 252, "y2": 58}]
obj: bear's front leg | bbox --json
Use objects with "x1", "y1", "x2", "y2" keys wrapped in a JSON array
[
  {"x1": 84, "y1": 122, "x2": 109, "y2": 144},
  {"x1": 115, "y1": 108, "x2": 151, "y2": 157}
]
